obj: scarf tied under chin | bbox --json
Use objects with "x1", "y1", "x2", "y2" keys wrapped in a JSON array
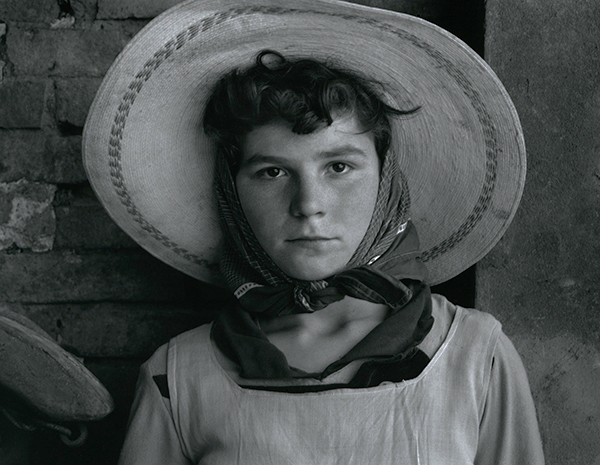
[{"x1": 212, "y1": 146, "x2": 434, "y2": 380}]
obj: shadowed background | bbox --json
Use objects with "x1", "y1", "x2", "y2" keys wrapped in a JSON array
[{"x1": 0, "y1": 0, "x2": 598, "y2": 463}]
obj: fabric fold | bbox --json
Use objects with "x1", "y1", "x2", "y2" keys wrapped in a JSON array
[
  {"x1": 212, "y1": 120, "x2": 434, "y2": 383},
  {"x1": 212, "y1": 225, "x2": 434, "y2": 381}
]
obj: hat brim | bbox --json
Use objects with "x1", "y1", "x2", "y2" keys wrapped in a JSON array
[
  {"x1": 0, "y1": 307, "x2": 114, "y2": 422},
  {"x1": 83, "y1": 0, "x2": 525, "y2": 286}
]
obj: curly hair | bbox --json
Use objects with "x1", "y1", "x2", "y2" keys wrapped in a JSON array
[{"x1": 203, "y1": 50, "x2": 418, "y2": 171}]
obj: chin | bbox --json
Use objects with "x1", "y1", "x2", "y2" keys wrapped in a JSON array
[{"x1": 280, "y1": 261, "x2": 342, "y2": 281}]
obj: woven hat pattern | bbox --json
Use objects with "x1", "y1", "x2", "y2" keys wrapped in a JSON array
[{"x1": 84, "y1": 0, "x2": 525, "y2": 286}]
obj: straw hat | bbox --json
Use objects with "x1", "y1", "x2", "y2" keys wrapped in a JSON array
[
  {"x1": 0, "y1": 307, "x2": 114, "y2": 422},
  {"x1": 83, "y1": 0, "x2": 525, "y2": 286}
]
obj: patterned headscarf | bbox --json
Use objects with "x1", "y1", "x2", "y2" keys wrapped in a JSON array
[
  {"x1": 215, "y1": 135, "x2": 426, "y2": 318},
  {"x1": 212, "y1": 134, "x2": 434, "y2": 380}
]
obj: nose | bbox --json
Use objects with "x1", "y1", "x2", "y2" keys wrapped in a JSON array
[{"x1": 289, "y1": 175, "x2": 326, "y2": 219}]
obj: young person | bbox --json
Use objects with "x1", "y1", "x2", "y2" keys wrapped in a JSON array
[{"x1": 83, "y1": 1, "x2": 544, "y2": 463}]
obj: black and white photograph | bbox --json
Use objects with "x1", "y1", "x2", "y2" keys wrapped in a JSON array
[{"x1": 0, "y1": 0, "x2": 598, "y2": 463}]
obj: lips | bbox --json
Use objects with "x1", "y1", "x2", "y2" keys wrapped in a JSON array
[
  {"x1": 285, "y1": 236, "x2": 338, "y2": 253},
  {"x1": 287, "y1": 236, "x2": 334, "y2": 242}
]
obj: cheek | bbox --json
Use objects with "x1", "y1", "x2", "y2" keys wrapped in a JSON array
[
  {"x1": 236, "y1": 183, "x2": 280, "y2": 247},
  {"x1": 243, "y1": 206, "x2": 274, "y2": 242},
  {"x1": 343, "y1": 176, "x2": 379, "y2": 250},
  {"x1": 343, "y1": 173, "x2": 379, "y2": 224}
]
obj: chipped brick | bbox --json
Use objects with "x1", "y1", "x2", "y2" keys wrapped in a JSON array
[{"x1": 0, "y1": 179, "x2": 56, "y2": 252}]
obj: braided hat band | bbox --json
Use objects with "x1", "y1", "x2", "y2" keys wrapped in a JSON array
[{"x1": 83, "y1": 0, "x2": 525, "y2": 286}]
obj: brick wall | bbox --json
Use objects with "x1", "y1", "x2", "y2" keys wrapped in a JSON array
[
  {"x1": 0, "y1": 2, "x2": 224, "y2": 462},
  {"x1": 0, "y1": 0, "x2": 521, "y2": 464}
]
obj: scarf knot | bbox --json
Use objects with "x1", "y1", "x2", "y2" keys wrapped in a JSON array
[{"x1": 212, "y1": 137, "x2": 434, "y2": 380}]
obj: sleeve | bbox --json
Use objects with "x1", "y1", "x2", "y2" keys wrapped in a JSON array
[
  {"x1": 118, "y1": 344, "x2": 192, "y2": 465},
  {"x1": 474, "y1": 331, "x2": 545, "y2": 465}
]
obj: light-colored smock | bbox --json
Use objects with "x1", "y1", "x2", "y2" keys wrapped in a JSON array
[{"x1": 119, "y1": 295, "x2": 544, "y2": 464}]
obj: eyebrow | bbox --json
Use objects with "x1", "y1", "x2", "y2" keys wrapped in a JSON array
[
  {"x1": 242, "y1": 154, "x2": 287, "y2": 166},
  {"x1": 242, "y1": 145, "x2": 370, "y2": 166},
  {"x1": 320, "y1": 146, "x2": 370, "y2": 159}
]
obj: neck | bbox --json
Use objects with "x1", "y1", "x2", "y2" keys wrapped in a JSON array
[
  {"x1": 260, "y1": 296, "x2": 389, "y2": 337},
  {"x1": 258, "y1": 296, "x2": 389, "y2": 373}
]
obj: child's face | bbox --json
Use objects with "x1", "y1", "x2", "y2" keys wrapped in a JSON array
[{"x1": 236, "y1": 114, "x2": 380, "y2": 281}]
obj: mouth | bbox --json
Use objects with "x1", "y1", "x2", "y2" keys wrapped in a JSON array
[
  {"x1": 285, "y1": 236, "x2": 338, "y2": 252},
  {"x1": 287, "y1": 236, "x2": 334, "y2": 242}
]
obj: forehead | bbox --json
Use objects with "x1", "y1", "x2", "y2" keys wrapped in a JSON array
[{"x1": 240, "y1": 115, "x2": 376, "y2": 164}]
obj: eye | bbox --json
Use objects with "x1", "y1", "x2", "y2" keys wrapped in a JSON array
[
  {"x1": 330, "y1": 162, "x2": 349, "y2": 173},
  {"x1": 259, "y1": 167, "x2": 284, "y2": 178}
]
